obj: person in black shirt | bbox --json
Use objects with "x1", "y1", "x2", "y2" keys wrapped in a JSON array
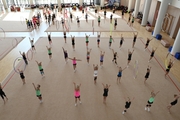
[{"x1": 122, "y1": 97, "x2": 135, "y2": 114}]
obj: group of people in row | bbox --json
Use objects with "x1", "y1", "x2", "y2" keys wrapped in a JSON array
[{"x1": 25, "y1": 12, "x2": 41, "y2": 29}]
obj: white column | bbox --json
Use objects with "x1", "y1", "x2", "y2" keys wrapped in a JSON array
[
  {"x1": 171, "y1": 29, "x2": 180, "y2": 55},
  {"x1": 79, "y1": 0, "x2": 83, "y2": 6},
  {"x1": 134, "y1": 0, "x2": 141, "y2": 18},
  {"x1": 152, "y1": 0, "x2": 172, "y2": 37},
  {"x1": 57, "y1": 0, "x2": 61, "y2": 7},
  {"x1": 29, "y1": 0, "x2": 33, "y2": 5},
  {"x1": 2, "y1": 0, "x2": 7, "y2": 9},
  {"x1": 128, "y1": 0, "x2": 132, "y2": 11},
  {"x1": 141, "y1": 0, "x2": 152, "y2": 26},
  {"x1": 100, "y1": 0, "x2": 104, "y2": 6}
]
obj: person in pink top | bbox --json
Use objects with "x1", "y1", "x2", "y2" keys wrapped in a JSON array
[
  {"x1": 68, "y1": 57, "x2": 82, "y2": 72},
  {"x1": 73, "y1": 82, "x2": 81, "y2": 106}
]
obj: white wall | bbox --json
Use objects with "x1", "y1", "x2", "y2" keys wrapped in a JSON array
[{"x1": 121, "y1": 0, "x2": 129, "y2": 6}]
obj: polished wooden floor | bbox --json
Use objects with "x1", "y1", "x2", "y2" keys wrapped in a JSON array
[{"x1": 0, "y1": 8, "x2": 180, "y2": 120}]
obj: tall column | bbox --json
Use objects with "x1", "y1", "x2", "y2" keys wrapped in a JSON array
[
  {"x1": 29, "y1": 0, "x2": 33, "y2": 5},
  {"x1": 134, "y1": 0, "x2": 141, "y2": 18},
  {"x1": 79, "y1": 0, "x2": 83, "y2": 6},
  {"x1": 141, "y1": 0, "x2": 152, "y2": 26},
  {"x1": 57, "y1": 0, "x2": 61, "y2": 7},
  {"x1": 152, "y1": 0, "x2": 172, "y2": 37},
  {"x1": 100, "y1": 0, "x2": 104, "y2": 6},
  {"x1": 128, "y1": 0, "x2": 132, "y2": 11},
  {"x1": 2, "y1": 0, "x2": 7, "y2": 9},
  {"x1": 171, "y1": 29, "x2": 180, "y2": 55}
]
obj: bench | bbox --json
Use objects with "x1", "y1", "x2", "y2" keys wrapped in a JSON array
[{"x1": 161, "y1": 39, "x2": 170, "y2": 48}]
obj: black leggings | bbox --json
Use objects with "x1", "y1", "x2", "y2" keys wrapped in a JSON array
[{"x1": 0, "y1": 92, "x2": 6, "y2": 99}]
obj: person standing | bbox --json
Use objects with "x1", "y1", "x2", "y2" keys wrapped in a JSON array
[
  {"x1": 18, "y1": 69, "x2": 26, "y2": 85},
  {"x1": 35, "y1": 60, "x2": 45, "y2": 76},
  {"x1": 145, "y1": 90, "x2": 159, "y2": 112},
  {"x1": 148, "y1": 48, "x2": 157, "y2": 62},
  {"x1": 93, "y1": 64, "x2": 98, "y2": 84},
  {"x1": 47, "y1": 32, "x2": 52, "y2": 45},
  {"x1": 132, "y1": 32, "x2": 138, "y2": 48},
  {"x1": 114, "y1": 18, "x2": 117, "y2": 30},
  {"x1": 73, "y1": 82, "x2": 81, "y2": 106},
  {"x1": 46, "y1": 46, "x2": 52, "y2": 60},
  {"x1": 76, "y1": 16, "x2": 80, "y2": 27},
  {"x1": 0, "y1": 83, "x2": 8, "y2": 104},
  {"x1": 165, "y1": 58, "x2": 174, "y2": 77},
  {"x1": 104, "y1": 9, "x2": 107, "y2": 19},
  {"x1": 127, "y1": 49, "x2": 134, "y2": 67},
  {"x1": 109, "y1": 35, "x2": 114, "y2": 48},
  {"x1": 32, "y1": 83, "x2": 43, "y2": 103},
  {"x1": 68, "y1": 57, "x2": 82, "y2": 72},
  {"x1": 144, "y1": 66, "x2": 151, "y2": 83},
  {"x1": 119, "y1": 34, "x2": 124, "y2": 49},
  {"x1": 63, "y1": 31, "x2": 67, "y2": 43},
  {"x1": 62, "y1": 47, "x2": 68, "y2": 63},
  {"x1": 97, "y1": 32, "x2": 101, "y2": 47},
  {"x1": 100, "y1": 51, "x2": 105, "y2": 68},
  {"x1": 117, "y1": 66, "x2": 127, "y2": 83},
  {"x1": 71, "y1": 35, "x2": 75, "y2": 51},
  {"x1": 167, "y1": 94, "x2": 180, "y2": 113},
  {"x1": 86, "y1": 48, "x2": 92, "y2": 64},
  {"x1": 98, "y1": 16, "x2": 101, "y2": 27},
  {"x1": 122, "y1": 97, "x2": 135, "y2": 114},
  {"x1": 85, "y1": 34, "x2": 90, "y2": 48},
  {"x1": 19, "y1": 51, "x2": 28, "y2": 65},
  {"x1": 29, "y1": 37, "x2": 36, "y2": 51},
  {"x1": 145, "y1": 38, "x2": 153, "y2": 50},
  {"x1": 102, "y1": 83, "x2": 110, "y2": 104},
  {"x1": 112, "y1": 49, "x2": 118, "y2": 65}
]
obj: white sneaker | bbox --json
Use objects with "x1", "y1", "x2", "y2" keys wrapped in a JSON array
[
  {"x1": 127, "y1": 65, "x2": 129, "y2": 68},
  {"x1": 145, "y1": 107, "x2": 147, "y2": 111},
  {"x1": 79, "y1": 101, "x2": 82, "y2": 104},
  {"x1": 148, "y1": 108, "x2": 150, "y2": 112},
  {"x1": 122, "y1": 111, "x2": 125, "y2": 114},
  {"x1": 75, "y1": 104, "x2": 77, "y2": 106},
  {"x1": 40, "y1": 100, "x2": 43, "y2": 103},
  {"x1": 148, "y1": 61, "x2": 150, "y2": 63}
]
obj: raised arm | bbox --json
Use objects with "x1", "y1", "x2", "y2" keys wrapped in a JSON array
[
  {"x1": 102, "y1": 83, "x2": 105, "y2": 88},
  {"x1": 35, "y1": 60, "x2": 39, "y2": 65},
  {"x1": 122, "y1": 66, "x2": 127, "y2": 71},
  {"x1": 112, "y1": 49, "x2": 114, "y2": 54},
  {"x1": 76, "y1": 59, "x2": 82, "y2": 61},
  {"x1": 73, "y1": 82, "x2": 76, "y2": 89},
  {"x1": 46, "y1": 46, "x2": 48, "y2": 49},
  {"x1": 132, "y1": 50, "x2": 135, "y2": 54},
  {"x1": 32, "y1": 83, "x2": 36, "y2": 90},
  {"x1": 68, "y1": 57, "x2": 73, "y2": 60}
]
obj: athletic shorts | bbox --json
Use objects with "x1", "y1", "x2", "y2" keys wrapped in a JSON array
[
  {"x1": 73, "y1": 64, "x2": 76, "y2": 66},
  {"x1": 100, "y1": 60, "x2": 103, "y2": 62},
  {"x1": 94, "y1": 76, "x2": 97, "y2": 80},
  {"x1": 72, "y1": 43, "x2": 75, "y2": 45},
  {"x1": 148, "y1": 101, "x2": 153, "y2": 104},
  {"x1": 32, "y1": 45, "x2": 34, "y2": 48},
  {"x1": 86, "y1": 41, "x2": 89, "y2": 43},
  {"x1": 48, "y1": 53, "x2": 52, "y2": 55},
  {"x1": 97, "y1": 39, "x2": 100, "y2": 42},
  {"x1": 37, "y1": 94, "x2": 42, "y2": 97},
  {"x1": 64, "y1": 36, "x2": 66, "y2": 38},
  {"x1": 20, "y1": 75, "x2": 25, "y2": 79},
  {"x1": 75, "y1": 96, "x2": 80, "y2": 98},
  {"x1": 128, "y1": 58, "x2": 131, "y2": 60}
]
